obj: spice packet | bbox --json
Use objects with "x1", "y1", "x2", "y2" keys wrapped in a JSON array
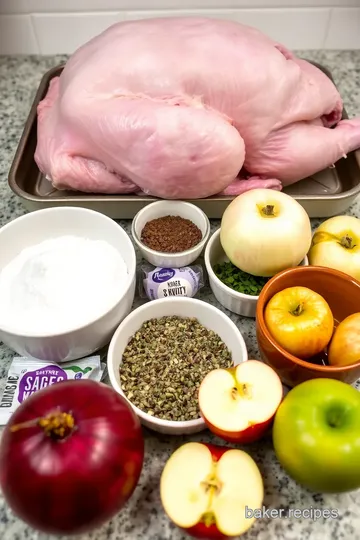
[
  {"x1": 0, "y1": 355, "x2": 106, "y2": 425},
  {"x1": 139, "y1": 264, "x2": 204, "y2": 300}
]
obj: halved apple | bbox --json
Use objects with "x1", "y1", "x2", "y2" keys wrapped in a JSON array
[
  {"x1": 160, "y1": 442, "x2": 264, "y2": 539},
  {"x1": 198, "y1": 360, "x2": 283, "y2": 444}
]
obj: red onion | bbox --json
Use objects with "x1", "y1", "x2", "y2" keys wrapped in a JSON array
[{"x1": 0, "y1": 379, "x2": 144, "y2": 535}]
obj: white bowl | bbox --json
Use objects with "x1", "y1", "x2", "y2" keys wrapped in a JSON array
[
  {"x1": 0, "y1": 207, "x2": 136, "y2": 362},
  {"x1": 107, "y1": 297, "x2": 248, "y2": 435},
  {"x1": 205, "y1": 228, "x2": 309, "y2": 318},
  {"x1": 131, "y1": 200, "x2": 210, "y2": 268}
]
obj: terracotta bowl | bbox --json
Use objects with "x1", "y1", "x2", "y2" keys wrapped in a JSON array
[{"x1": 256, "y1": 265, "x2": 360, "y2": 387}]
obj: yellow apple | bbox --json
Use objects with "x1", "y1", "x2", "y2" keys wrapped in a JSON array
[
  {"x1": 264, "y1": 286, "x2": 334, "y2": 359},
  {"x1": 328, "y1": 313, "x2": 360, "y2": 366},
  {"x1": 308, "y1": 215, "x2": 360, "y2": 281}
]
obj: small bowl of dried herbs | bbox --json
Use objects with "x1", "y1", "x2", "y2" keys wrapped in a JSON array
[
  {"x1": 205, "y1": 228, "x2": 308, "y2": 318},
  {"x1": 131, "y1": 200, "x2": 210, "y2": 268},
  {"x1": 107, "y1": 296, "x2": 248, "y2": 435}
]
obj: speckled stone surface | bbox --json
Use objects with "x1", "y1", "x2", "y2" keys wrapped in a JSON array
[{"x1": 0, "y1": 51, "x2": 360, "y2": 540}]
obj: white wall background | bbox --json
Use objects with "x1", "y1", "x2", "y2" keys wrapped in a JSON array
[{"x1": 0, "y1": 0, "x2": 359, "y2": 54}]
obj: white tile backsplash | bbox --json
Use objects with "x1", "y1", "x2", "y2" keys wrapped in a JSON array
[
  {"x1": 32, "y1": 12, "x2": 126, "y2": 55},
  {"x1": 0, "y1": 15, "x2": 38, "y2": 54},
  {"x1": 0, "y1": 5, "x2": 359, "y2": 54},
  {"x1": 124, "y1": 10, "x2": 238, "y2": 22},
  {"x1": 1, "y1": 1, "x2": 359, "y2": 13},
  {"x1": 325, "y1": 8, "x2": 360, "y2": 49},
  {"x1": 231, "y1": 8, "x2": 331, "y2": 49}
]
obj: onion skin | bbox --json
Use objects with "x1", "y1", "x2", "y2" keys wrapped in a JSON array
[{"x1": 0, "y1": 379, "x2": 144, "y2": 535}]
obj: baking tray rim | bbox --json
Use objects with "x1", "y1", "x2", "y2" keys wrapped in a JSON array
[{"x1": 8, "y1": 62, "x2": 360, "y2": 204}]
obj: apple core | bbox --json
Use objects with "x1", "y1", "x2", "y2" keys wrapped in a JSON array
[
  {"x1": 160, "y1": 442, "x2": 264, "y2": 537},
  {"x1": 198, "y1": 361, "x2": 283, "y2": 443}
]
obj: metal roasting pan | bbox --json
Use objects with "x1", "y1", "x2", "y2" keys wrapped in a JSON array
[{"x1": 8, "y1": 62, "x2": 360, "y2": 219}]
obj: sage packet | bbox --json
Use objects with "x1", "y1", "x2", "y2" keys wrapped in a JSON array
[{"x1": 0, "y1": 355, "x2": 105, "y2": 425}]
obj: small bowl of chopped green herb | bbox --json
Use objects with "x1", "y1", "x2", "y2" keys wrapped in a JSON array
[
  {"x1": 205, "y1": 229, "x2": 308, "y2": 318},
  {"x1": 107, "y1": 296, "x2": 248, "y2": 435}
]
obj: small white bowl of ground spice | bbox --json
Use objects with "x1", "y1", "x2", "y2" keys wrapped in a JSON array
[
  {"x1": 205, "y1": 228, "x2": 309, "y2": 318},
  {"x1": 131, "y1": 200, "x2": 210, "y2": 268},
  {"x1": 107, "y1": 297, "x2": 248, "y2": 435}
]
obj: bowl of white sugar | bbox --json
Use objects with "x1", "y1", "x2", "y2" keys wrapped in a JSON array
[{"x1": 0, "y1": 207, "x2": 136, "y2": 362}]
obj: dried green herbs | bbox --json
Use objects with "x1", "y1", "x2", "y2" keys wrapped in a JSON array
[
  {"x1": 119, "y1": 316, "x2": 232, "y2": 421},
  {"x1": 214, "y1": 261, "x2": 269, "y2": 296}
]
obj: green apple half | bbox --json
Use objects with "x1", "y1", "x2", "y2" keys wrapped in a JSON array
[{"x1": 273, "y1": 378, "x2": 360, "y2": 493}]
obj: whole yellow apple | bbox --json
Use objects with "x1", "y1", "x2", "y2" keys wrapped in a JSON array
[
  {"x1": 264, "y1": 286, "x2": 334, "y2": 359},
  {"x1": 328, "y1": 313, "x2": 360, "y2": 367},
  {"x1": 308, "y1": 216, "x2": 360, "y2": 281}
]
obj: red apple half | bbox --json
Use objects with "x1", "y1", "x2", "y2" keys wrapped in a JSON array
[
  {"x1": 160, "y1": 442, "x2": 264, "y2": 538},
  {"x1": 198, "y1": 360, "x2": 283, "y2": 444}
]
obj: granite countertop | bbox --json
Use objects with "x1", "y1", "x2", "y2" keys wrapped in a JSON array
[{"x1": 0, "y1": 51, "x2": 360, "y2": 540}]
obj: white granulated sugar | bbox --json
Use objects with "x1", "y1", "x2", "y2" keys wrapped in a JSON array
[{"x1": 0, "y1": 235, "x2": 129, "y2": 334}]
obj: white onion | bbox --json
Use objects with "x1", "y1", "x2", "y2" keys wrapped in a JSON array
[{"x1": 220, "y1": 189, "x2": 312, "y2": 277}]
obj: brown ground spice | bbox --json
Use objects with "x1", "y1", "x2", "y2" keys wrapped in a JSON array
[{"x1": 140, "y1": 215, "x2": 203, "y2": 253}]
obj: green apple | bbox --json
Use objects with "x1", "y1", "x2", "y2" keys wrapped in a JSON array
[{"x1": 273, "y1": 378, "x2": 360, "y2": 493}]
